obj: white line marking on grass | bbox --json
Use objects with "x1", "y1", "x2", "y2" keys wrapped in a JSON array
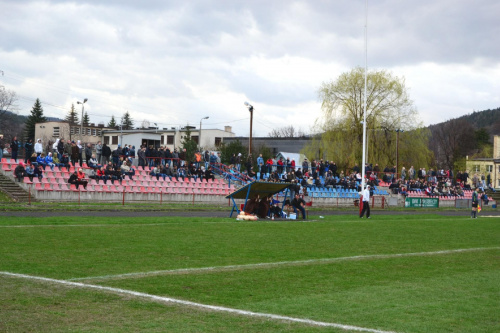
[
  {"x1": 69, "y1": 246, "x2": 500, "y2": 282},
  {"x1": 0, "y1": 271, "x2": 398, "y2": 333}
]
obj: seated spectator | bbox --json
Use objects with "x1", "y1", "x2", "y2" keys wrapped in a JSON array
[
  {"x1": 36, "y1": 153, "x2": 47, "y2": 170},
  {"x1": 68, "y1": 169, "x2": 88, "y2": 189},
  {"x1": 28, "y1": 153, "x2": 38, "y2": 168},
  {"x1": 33, "y1": 164, "x2": 44, "y2": 181},
  {"x1": 291, "y1": 194, "x2": 307, "y2": 220},
  {"x1": 97, "y1": 166, "x2": 108, "y2": 184},
  {"x1": 88, "y1": 154, "x2": 101, "y2": 169},
  {"x1": 205, "y1": 166, "x2": 215, "y2": 182},
  {"x1": 25, "y1": 164, "x2": 35, "y2": 181},
  {"x1": 150, "y1": 166, "x2": 162, "y2": 180},
  {"x1": 14, "y1": 162, "x2": 26, "y2": 182},
  {"x1": 482, "y1": 193, "x2": 489, "y2": 205},
  {"x1": 59, "y1": 154, "x2": 71, "y2": 170},
  {"x1": 269, "y1": 195, "x2": 282, "y2": 218},
  {"x1": 44, "y1": 152, "x2": 56, "y2": 171},
  {"x1": 121, "y1": 160, "x2": 135, "y2": 180}
]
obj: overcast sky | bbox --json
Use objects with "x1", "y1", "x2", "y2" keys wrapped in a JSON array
[{"x1": 1, "y1": 0, "x2": 499, "y2": 137}]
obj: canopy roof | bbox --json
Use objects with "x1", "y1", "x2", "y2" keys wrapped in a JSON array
[{"x1": 225, "y1": 181, "x2": 291, "y2": 200}]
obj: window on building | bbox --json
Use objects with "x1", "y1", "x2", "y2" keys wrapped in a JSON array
[
  {"x1": 104, "y1": 136, "x2": 110, "y2": 145},
  {"x1": 167, "y1": 135, "x2": 174, "y2": 144},
  {"x1": 53, "y1": 127, "x2": 60, "y2": 137},
  {"x1": 214, "y1": 137, "x2": 221, "y2": 146},
  {"x1": 97, "y1": 130, "x2": 101, "y2": 136},
  {"x1": 472, "y1": 165, "x2": 480, "y2": 172},
  {"x1": 72, "y1": 127, "x2": 79, "y2": 135},
  {"x1": 486, "y1": 165, "x2": 493, "y2": 173},
  {"x1": 87, "y1": 128, "x2": 91, "y2": 136},
  {"x1": 112, "y1": 136, "x2": 118, "y2": 145},
  {"x1": 192, "y1": 135, "x2": 199, "y2": 144},
  {"x1": 92, "y1": 129, "x2": 97, "y2": 136}
]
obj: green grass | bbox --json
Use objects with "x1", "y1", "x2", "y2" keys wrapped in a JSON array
[{"x1": 1, "y1": 214, "x2": 499, "y2": 332}]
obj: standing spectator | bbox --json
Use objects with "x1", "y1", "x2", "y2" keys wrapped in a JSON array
[
  {"x1": 302, "y1": 158, "x2": 309, "y2": 173},
  {"x1": 129, "y1": 145, "x2": 136, "y2": 164},
  {"x1": 95, "y1": 141, "x2": 103, "y2": 165},
  {"x1": 24, "y1": 138, "x2": 33, "y2": 163},
  {"x1": 34, "y1": 138, "x2": 43, "y2": 156},
  {"x1": 76, "y1": 140, "x2": 83, "y2": 166},
  {"x1": 64, "y1": 139, "x2": 72, "y2": 159},
  {"x1": 52, "y1": 139, "x2": 60, "y2": 155},
  {"x1": 112, "y1": 144, "x2": 122, "y2": 166},
  {"x1": 0, "y1": 136, "x2": 4, "y2": 161},
  {"x1": 57, "y1": 139, "x2": 65, "y2": 160},
  {"x1": 71, "y1": 141, "x2": 79, "y2": 166},
  {"x1": 84, "y1": 143, "x2": 93, "y2": 164},
  {"x1": 101, "y1": 143, "x2": 111, "y2": 166},
  {"x1": 137, "y1": 146, "x2": 146, "y2": 168},
  {"x1": 257, "y1": 154, "x2": 264, "y2": 180},
  {"x1": 471, "y1": 187, "x2": 479, "y2": 219},
  {"x1": 235, "y1": 153, "x2": 241, "y2": 172},
  {"x1": 359, "y1": 185, "x2": 371, "y2": 218},
  {"x1": 11, "y1": 136, "x2": 20, "y2": 162}
]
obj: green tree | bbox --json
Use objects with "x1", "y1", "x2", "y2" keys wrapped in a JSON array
[
  {"x1": 308, "y1": 67, "x2": 431, "y2": 171},
  {"x1": 121, "y1": 111, "x2": 134, "y2": 130},
  {"x1": 65, "y1": 103, "x2": 79, "y2": 125},
  {"x1": 24, "y1": 98, "x2": 47, "y2": 141},
  {"x1": 82, "y1": 111, "x2": 90, "y2": 126},
  {"x1": 220, "y1": 140, "x2": 246, "y2": 165},
  {"x1": 181, "y1": 126, "x2": 197, "y2": 163},
  {"x1": 108, "y1": 115, "x2": 117, "y2": 128}
]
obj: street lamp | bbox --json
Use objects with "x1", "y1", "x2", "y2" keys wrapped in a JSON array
[
  {"x1": 244, "y1": 101, "x2": 254, "y2": 155},
  {"x1": 154, "y1": 123, "x2": 158, "y2": 134},
  {"x1": 77, "y1": 98, "x2": 88, "y2": 142},
  {"x1": 199, "y1": 116, "x2": 209, "y2": 150},
  {"x1": 396, "y1": 129, "x2": 404, "y2": 178}
]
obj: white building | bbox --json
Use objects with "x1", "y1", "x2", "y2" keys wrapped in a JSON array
[{"x1": 102, "y1": 125, "x2": 235, "y2": 151}]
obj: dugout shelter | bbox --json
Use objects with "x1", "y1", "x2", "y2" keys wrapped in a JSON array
[{"x1": 225, "y1": 181, "x2": 293, "y2": 217}]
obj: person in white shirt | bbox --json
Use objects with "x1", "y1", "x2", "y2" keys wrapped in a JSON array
[
  {"x1": 360, "y1": 185, "x2": 371, "y2": 218},
  {"x1": 34, "y1": 139, "x2": 43, "y2": 156}
]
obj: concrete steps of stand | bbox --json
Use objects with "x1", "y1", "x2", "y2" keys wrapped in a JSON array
[{"x1": 0, "y1": 173, "x2": 34, "y2": 202}]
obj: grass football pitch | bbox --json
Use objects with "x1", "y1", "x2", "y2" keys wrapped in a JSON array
[{"x1": 0, "y1": 213, "x2": 499, "y2": 332}]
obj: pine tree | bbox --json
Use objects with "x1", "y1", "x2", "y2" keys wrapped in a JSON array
[
  {"x1": 82, "y1": 111, "x2": 90, "y2": 126},
  {"x1": 181, "y1": 126, "x2": 197, "y2": 163},
  {"x1": 65, "y1": 104, "x2": 79, "y2": 125},
  {"x1": 24, "y1": 98, "x2": 47, "y2": 141},
  {"x1": 108, "y1": 115, "x2": 117, "y2": 128},
  {"x1": 121, "y1": 111, "x2": 134, "y2": 130}
]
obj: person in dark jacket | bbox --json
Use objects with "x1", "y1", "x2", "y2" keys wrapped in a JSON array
[
  {"x1": 24, "y1": 139, "x2": 33, "y2": 163},
  {"x1": 84, "y1": 143, "x2": 93, "y2": 164},
  {"x1": 71, "y1": 141, "x2": 79, "y2": 166},
  {"x1": 11, "y1": 136, "x2": 19, "y2": 162},
  {"x1": 14, "y1": 162, "x2": 26, "y2": 182},
  {"x1": 57, "y1": 139, "x2": 65, "y2": 160},
  {"x1": 101, "y1": 143, "x2": 111, "y2": 166}
]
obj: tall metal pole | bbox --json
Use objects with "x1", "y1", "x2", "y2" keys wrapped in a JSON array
[
  {"x1": 199, "y1": 116, "x2": 209, "y2": 151},
  {"x1": 244, "y1": 102, "x2": 254, "y2": 156},
  {"x1": 249, "y1": 106, "x2": 253, "y2": 155},
  {"x1": 361, "y1": 0, "x2": 368, "y2": 190},
  {"x1": 396, "y1": 130, "x2": 399, "y2": 179},
  {"x1": 77, "y1": 98, "x2": 88, "y2": 142}
]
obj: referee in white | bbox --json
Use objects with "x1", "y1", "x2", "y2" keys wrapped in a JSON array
[{"x1": 360, "y1": 185, "x2": 371, "y2": 218}]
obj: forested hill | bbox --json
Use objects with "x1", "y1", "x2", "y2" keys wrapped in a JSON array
[{"x1": 429, "y1": 107, "x2": 500, "y2": 135}]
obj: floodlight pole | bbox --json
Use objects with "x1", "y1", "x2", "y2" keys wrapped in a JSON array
[
  {"x1": 77, "y1": 98, "x2": 88, "y2": 142},
  {"x1": 199, "y1": 116, "x2": 209, "y2": 150},
  {"x1": 361, "y1": 0, "x2": 368, "y2": 190},
  {"x1": 244, "y1": 102, "x2": 254, "y2": 155}
]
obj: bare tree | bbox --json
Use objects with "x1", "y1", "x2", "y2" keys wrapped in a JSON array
[
  {"x1": 268, "y1": 125, "x2": 297, "y2": 138},
  {"x1": 0, "y1": 85, "x2": 18, "y2": 131}
]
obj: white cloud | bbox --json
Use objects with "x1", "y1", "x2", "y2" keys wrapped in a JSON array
[{"x1": 0, "y1": 0, "x2": 499, "y2": 137}]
